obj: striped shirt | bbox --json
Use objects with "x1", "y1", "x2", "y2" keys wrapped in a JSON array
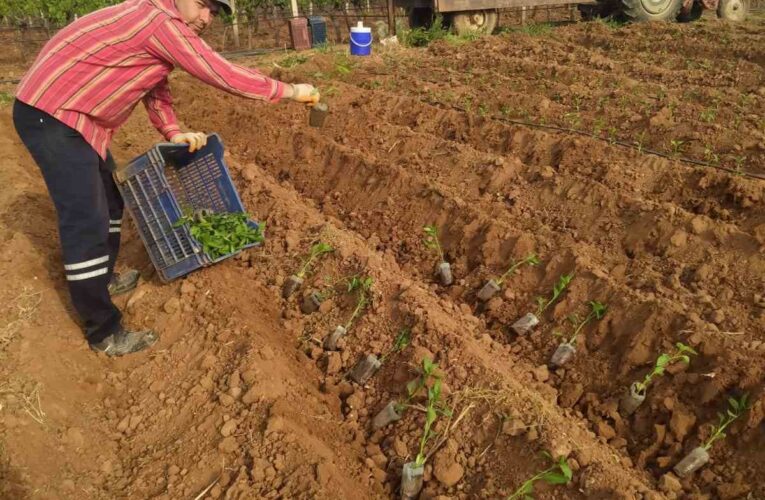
[{"x1": 16, "y1": 0, "x2": 285, "y2": 160}]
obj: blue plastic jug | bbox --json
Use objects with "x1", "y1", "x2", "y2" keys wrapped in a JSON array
[{"x1": 350, "y1": 21, "x2": 372, "y2": 56}]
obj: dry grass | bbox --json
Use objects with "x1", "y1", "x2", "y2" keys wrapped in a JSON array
[
  {"x1": 0, "y1": 287, "x2": 42, "y2": 348},
  {"x1": 0, "y1": 380, "x2": 46, "y2": 425}
]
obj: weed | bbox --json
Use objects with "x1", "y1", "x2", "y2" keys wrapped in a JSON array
[
  {"x1": 477, "y1": 103, "x2": 489, "y2": 117},
  {"x1": 593, "y1": 117, "x2": 606, "y2": 137},
  {"x1": 295, "y1": 242, "x2": 333, "y2": 279},
  {"x1": 423, "y1": 224, "x2": 446, "y2": 263},
  {"x1": 508, "y1": 451, "x2": 573, "y2": 499},
  {"x1": 633, "y1": 343, "x2": 697, "y2": 396},
  {"x1": 594, "y1": 16, "x2": 623, "y2": 29},
  {"x1": 554, "y1": 301, "x2": 607, "y2": 345},
  {"x1": 345, "y1": 275, "x2": 373, "y2": 330},
  {"x1": 380, "y1": 328, "x2": 411, "y2": 363},
  {"x1": 401, "y1": 16, "x2": 449, "y2": 47},
  {"x1": 276, "y1": 54, "x2": 308, "y2": 68},
  {"x1": 0, "y1": 92, "x2": 13, "y2": 105},
  {"x1": 535, "y1": 273, "x2": 574, "y2": 317},
  {"x1": 703, "y1": 394, "x2": 749, "y2": 450},
  {"x1": 0, "y1": 287, "x2": 42, "y2": 348},
  {"x1": 731, "y1": 155, "x2": 745, "y2": 175},
  {"x1": 699, "y1": 105, "x2": 718, "y2": 123},
  {"x1": 564, "y1": 112, "x2": 581, "y2": 130},
  {"x1": 313, "y1": 41, "x2": 333, "y2": 53},
  {"x1": 518, "y1": 23, "x2": 553, "y2": 36},
  {"x1": 174, "y1": 212, "x2": 264, "y2": 260},
  {"x1": 669, "y1": 139, "x2": 686, "y2": 157},
  {"x1": 494, "y1": 254, "x2": 540, "y2": 286},
  {"x1": 635, "y1": 131, "x2": 647, "y2": 154}
]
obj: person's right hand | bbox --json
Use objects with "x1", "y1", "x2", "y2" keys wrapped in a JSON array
[{"x1": 289, "y1": 84, "x2": 320, "y2": 106}]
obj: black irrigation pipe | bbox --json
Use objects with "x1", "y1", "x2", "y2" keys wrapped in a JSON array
[{"x1": 435, "y1": 100, "x2": 765, "y2": 181}]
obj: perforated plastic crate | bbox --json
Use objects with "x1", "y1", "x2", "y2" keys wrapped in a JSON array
[{"x1": 114, "y1": 134, "x2": 261, "y2": 282}]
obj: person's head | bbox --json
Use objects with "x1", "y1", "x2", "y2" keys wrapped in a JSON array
[{"x1": 175, "y1": 0, "x2": 230, "y2": 33}]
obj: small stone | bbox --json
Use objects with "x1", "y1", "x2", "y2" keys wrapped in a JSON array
[
  {"x1": 220, "y1": 419, "x2": 237, "y2": 437},
  {"x1": 218, "y1": 437, "x2": 238, "y2": 453},
  {"x1": 670, "y1": 230, "x2": 688, "y2": 248},
  {"x1": 325, "y1": 353, "x2": 342, "y2": 375},
  {"x1": 501, "y1": 418, "x2": 525, "y2": 436},
  {"x1": 596, "y1": 420, "x2": 616, "y2": 440},
  {"x1": 669, "y1": 405, "x2": 697, "y2": 441},
  {"x1": 531, "y1": 365, "x2": 549, "y2": 382},
  {"x1": 163, "y1": 297, "x2": 180, "y2": 314},
  {"x1": 434, "y1": 461, "x2": 464, "y2": 487},
  {"x1": 689, "y1": 216, "x2": 708, "y2": 235},
  {"x1": 659, "y1": 473, "x2": 682, "y2": 494},
  {"x1": 540, "y1": 166, "x2": 555, "y2": 179}
]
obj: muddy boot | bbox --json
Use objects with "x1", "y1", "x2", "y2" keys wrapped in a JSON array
[
  {"x1": 90, "y1": 328, "x2": 158, "y2": 356},
  {"x1": 108, "y1": 269, "x2": 140, "y2": 297}
]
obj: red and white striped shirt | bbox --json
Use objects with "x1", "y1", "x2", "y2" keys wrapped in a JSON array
[{"x1": 16, "y1": 0, "x2": 285, "y2": 160}]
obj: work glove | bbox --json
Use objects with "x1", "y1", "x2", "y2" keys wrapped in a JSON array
[
  {"x1": 170, "y1": 131, "x2": 208, "y2": 152},
  {"x1": 289, "y1": 84, "x2": 320, "y2": 107}
]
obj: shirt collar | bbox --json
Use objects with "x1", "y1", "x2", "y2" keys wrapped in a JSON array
[{"x1": 148, "y1": 0, "x2": 182, "y2": 20}]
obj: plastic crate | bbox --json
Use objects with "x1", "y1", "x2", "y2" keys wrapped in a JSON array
[
  {"x1": 307, "y1": 16, "x2": 327, "y2": 46},
  {"x1": 114, "y1": 134, "x2": 261, "y2": 282}
]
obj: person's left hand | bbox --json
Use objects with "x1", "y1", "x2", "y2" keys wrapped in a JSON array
[{"x1": 170, "y1": 131, "x2": 208, "y2": 152}]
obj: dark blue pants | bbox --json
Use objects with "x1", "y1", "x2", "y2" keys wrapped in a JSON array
[{"x1": 13, "y1": 99, "x2": 123, "y2": 344}]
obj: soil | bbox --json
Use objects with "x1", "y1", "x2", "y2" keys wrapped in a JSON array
[{"x1": 1, "y1": 13, "x2": 764, "y2": 500}]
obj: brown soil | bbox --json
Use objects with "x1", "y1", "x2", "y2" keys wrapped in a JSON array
[{"x1": 2, "y1": 14, "x2": 764, "y2": 500}]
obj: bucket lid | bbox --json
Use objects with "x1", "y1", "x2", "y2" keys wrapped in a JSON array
[{"x1": 351, "y1": 20, "x2": 371, "y2": 33}]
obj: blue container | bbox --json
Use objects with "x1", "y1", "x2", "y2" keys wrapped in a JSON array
[
  {"x1": 349, "y1": 21, "x2": 372, "y2": 56},
  {"x1": 307, "y1": 15, "x2": 327, "y2": 46},
  {"x1": 114, "y1": 134, "x2": 262, "y2": 282}
]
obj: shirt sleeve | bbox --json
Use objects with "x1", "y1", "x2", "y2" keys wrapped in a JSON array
[
  {"x1": 143, "y1": 77, "x2": 182, "y2": 140},
  {"x1": 145, "y1": 18, "x2": 286, "y2": 103}
]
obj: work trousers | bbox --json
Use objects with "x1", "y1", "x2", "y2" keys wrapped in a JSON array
[{"x1": 13, "y1": 100, "x2": 123, "y2": 344}]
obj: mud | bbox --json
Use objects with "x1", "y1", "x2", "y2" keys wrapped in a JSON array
[{"x1": 1, "y1": 15, "x2": 764, "y2": 500}]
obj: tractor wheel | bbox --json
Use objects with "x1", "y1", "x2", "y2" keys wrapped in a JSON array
[
  {"x1": 717, "y1": 0, "x2": 749, "y2": 21},
  {"x1": 621, "y1": 0, "x2": 683, "y2": 21},
  {"x1": 578, "y1": 0, "x2": 619, "y2": 19},
  {"x1": 408, "y1": 7, "x2": 435, "y2": 29},
  {"x1": 451, "y1": 10, "x2": 498, "y2": 35}
]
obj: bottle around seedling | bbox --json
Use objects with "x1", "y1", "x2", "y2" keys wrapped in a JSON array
[
  {"x1": 372, "y1": 401, "x2": 402, "y2": 430},
  {"x1": 323, "y1": 325, "x2": 346, "y2": 351},
  {"x1": 309, "y1": 102, "x2": 329, "y2": 128},
  {"x1": 400, "y1": 462, "x2": 424, "y2": 499},
  {"x1": 300, "y1": 291, "x2": 322, "y2": 314},
  {"x1": 349, "y1": 354, "x2": 381, "y2": 384}
]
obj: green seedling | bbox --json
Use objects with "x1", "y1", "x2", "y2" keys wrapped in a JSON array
[
  {"x1": 173, "y1": 212, "x2": 264, "y2": 260},
  {"x1": 380, "y1": 328, "x2": 411, "y2": 364},
  {"x1": 493, "y1": 254, "x2": 540, "y2": 287},
  {"x1": 344, "y1": 275, "x2": 373, "y2": 330},
  {"x1": 295, "y1": 242, "x2": 333, "y2": 279},
  {"x1": 703, "y1": 394, "x2": 749, "y2": 451},
  {"x1": 423, "y1": 225, "x2": 446, "y2": 263},
  {"x1": 633, "y1": 342, "x2": 697, "y2": 396},
  {"x1": 670, "y1": 139, "x2": 686, "y2": 157},
  {"x1": 409, "y1": 358, "x2": 451, "y2": 467},
  {"x1": 553, "y1": 301, "x2": 607, "y2": 345},
  {"x1": 508, "y1": 451, "x2": 573, "y2": 500},
  {"x1": 535, "y1": 273, "x2": 574, "y2": 317}
]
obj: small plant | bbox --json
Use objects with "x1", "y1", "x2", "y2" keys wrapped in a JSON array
[
  {"x1": 703, "y1": 145, "x2": 720, "y2": 165},
  {"x1": 423, "y1": 225, "x2": 446, "y2": 263},
  {"x1": 670, "y1": 139, "x2": 686, "y2": 157},
  {"x1": 410, "y1": 358, "x2": 451, "y2": 467},
  {"x1": 380, "y1": 328, "x2": 411, "y2": 363},
  {"x1": 703, "y1": 394, "x2": 749, "y2": 451},
  {"x1": 635, "y1": 131, "x2": 648, "y2": 154},
  {"x1": 313, "y1": 41, "x2": 333, "y2": 53},
  {"x1": 554, "y1": 301, "x2": 607, "y2": 345},
  {"x1": 699, "y1": 106, "x2": 717, "y2": 123},
  {"x1": 535, "y1": 273, "x2": 574, "y2": 317},
  {"x1": 493, "y1": 254, "x2": 540, "y2": 287},
  {"x1": 173, "y1": 212, "x2": 264, "y2": 259},
  {"x1": 508, "y1": 452, "x2": 573, "y2": 500},
  {"x1": 401, "y1": 15, "x2": 448, "y2": 47},
  {"x1": 296, "y1": 242, "x2": 333, "y2": 279},
  {"x1": 634, "y1": 343, "x2": 697, "y2": 396},
  {"x1": 345, "y1": 275, "x2": 373, "y2": 330},
  {"x1": 276, "y1": 54, "x2": 308, "y2": 68}
]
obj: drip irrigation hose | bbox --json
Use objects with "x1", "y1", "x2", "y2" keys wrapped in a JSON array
[{"x1": 433, "y1": 100, "x2": 765, "y2": 181}]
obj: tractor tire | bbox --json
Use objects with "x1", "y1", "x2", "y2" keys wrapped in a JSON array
[
  {"x1": 621, "y1": 0, "x2": 683, "y2": 21},
  {"x1": 451, "y1": 10, "x2": 498, "y2": 35},
  {"x1": 409, "y1": 7, "x2": 435, "y2": 29},
  {"x1": 578, "y1": 0, "x2": 619, "y2": 19},
  {"x1": 717, "y1": 0, "x2": 749, "y2": 21}
]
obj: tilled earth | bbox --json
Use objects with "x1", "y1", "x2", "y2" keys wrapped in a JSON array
[{"x1": 1, "y1": 14, "x2": 764, "y2": 500}]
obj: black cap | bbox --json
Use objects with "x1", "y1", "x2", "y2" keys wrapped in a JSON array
[{"x1": 213, "y1": 0, "x2": 232, "y2": 15}]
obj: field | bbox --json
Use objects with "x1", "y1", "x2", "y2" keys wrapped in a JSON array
[{"x1": 1, "y1": 13, "x2": 764, "y2": 500}]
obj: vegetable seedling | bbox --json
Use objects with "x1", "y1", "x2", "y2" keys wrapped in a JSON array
[
  {"x1": 511, "y1": 272, "x2": 573, "y2": 335},
  {"x1": 620, "y1": 342, "x2": 697, "y2": 416},
  {"x1": 323, "y1": 275, "x2": 373, "y2": 350},
  {"x1": 173, "y1": 211, "x2": 264, "y2": 260},
  {"x1": 550, "y1": 301, "x2": 607, "y2": 367},
  {"x1": 283, "y1": 242, "x2": 333, "y2": 298},
  {"x1": 401, "y1": 358, "x2": 452, "y2": 498},
  {"x1": 477, "y1": 253, "x2": 540, "y2": 302},
  {"x1": 674, "y1": 394, "x2": 749, "y2": 477},
  {"x1": 423, "y1": 224, "x2": 453, "y2": 286},
  {"x1": 508, "y1": 452, "x2": 573, "y2": 500}
]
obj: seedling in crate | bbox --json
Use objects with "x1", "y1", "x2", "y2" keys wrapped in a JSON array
[
  {"x1": 423, "y1": 224, "x2": 453, "y2": 286},
  {"x1": 674, "y1": 394, "x2": 749, "y2": 477},
  {"x1": 508, "y1": 451, "x2": 573, "y2": 500},
  {"x1": 283, "y1": 242, "x2": 333, "y2": 298},
  {"x1": 173, "y1": 211, "x2": 265, "y2": 260},
  {"x1": 511, "y1": 272, "x2": 573, "y2": 335},
  {"x1": 620, "y1": 342, "x2": 697, "y2": 416},
  {"x1": 323, "y1": 275, "x2": 373, "y2": 350},
  {"x1": 549, "y1": 301, "x2": 607, "y2": 367},
  {"x1": 477, "y1": 253, "x2": 540, "y2": 302},
  {"x1": 401, "y1": 358, "x2": 452, "y2": 499}
]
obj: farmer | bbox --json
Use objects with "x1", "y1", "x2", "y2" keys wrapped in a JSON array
[{"x1": 13, "y1": 0, "x2": 319, "y2": 356}]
